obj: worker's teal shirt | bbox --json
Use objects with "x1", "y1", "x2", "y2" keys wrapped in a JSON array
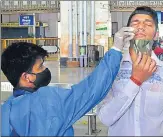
[{"x1": 1, "y1": 49, "x2": 122, "y2": 136}]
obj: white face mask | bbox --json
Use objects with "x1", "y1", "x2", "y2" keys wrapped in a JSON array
[{"x1": 130, "y1": 39, "x2": 154, "y2": 55}]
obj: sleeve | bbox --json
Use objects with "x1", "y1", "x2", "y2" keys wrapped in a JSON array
[
  {"x1": 97, "y1": 79, "x2": 140, "y2": 127},
  {"x1": 111, "y1": 46, "x2": 121, "y2": 52},
  {"x1": 54, "y1": 49, "x2": 122, "y2": 129}
]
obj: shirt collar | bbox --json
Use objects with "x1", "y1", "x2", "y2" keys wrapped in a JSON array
[
  {"x1": 122, "y1": 49, "x2": 163, "y2": 67},
  {"x1": 13, "y1": 87, "x2": 37, "y2": 97}
]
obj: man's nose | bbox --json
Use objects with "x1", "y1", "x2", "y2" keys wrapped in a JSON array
[{"x1": 137, "y1": 22, "x2": 145, "y2": 31}]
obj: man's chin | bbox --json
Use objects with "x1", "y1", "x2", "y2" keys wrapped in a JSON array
[
  {"x1": 134, "y1": 37, "x2": 147, "y2": 40},
  {"x1": 134, "y1": 37, "x2": 153, "y2": 40}
]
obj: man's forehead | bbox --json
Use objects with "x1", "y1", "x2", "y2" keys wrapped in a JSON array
[{"x1": 131, "y1": 14, "x2": 154, "y2": 22}]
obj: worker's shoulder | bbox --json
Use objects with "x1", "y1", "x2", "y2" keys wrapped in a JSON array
[
  {"x1": 31, "y1": 86, "x2": 64, "y2": 109},
  {"x1": 34, "y1": 86, "x2": 59, "y2": 96},
  {"x1": 1, "y1": 96, "x2": 14, "y2": 108},
  {"x1": 33, "y1": 86, "x2": 67, "y2": 101},
  {"x1": 37, "y1": 86, "x2": 70, "y2": 94}
]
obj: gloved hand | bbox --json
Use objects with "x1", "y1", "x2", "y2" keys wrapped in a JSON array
[{"x1": 113, "y1": 27, "x2": 135, "y2": 51}]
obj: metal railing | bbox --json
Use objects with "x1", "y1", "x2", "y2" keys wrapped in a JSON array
[
  {"x1": 1, "y1": 38, "x2": 60, "y2": 60},
  {"x1": 1, "y1": 37, "x2": 60, "y2": 50}
]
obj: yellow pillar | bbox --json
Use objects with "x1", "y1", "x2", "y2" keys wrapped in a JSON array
[
  {"x1": 32, "y1": 38, "x2": 36, "y2": 44},
  {"x1": 2, "y1": 40, "x2": 7, "y2": 50},
  {"x1": 108, "y1": 37, "x2": 113, "y2": 50}
]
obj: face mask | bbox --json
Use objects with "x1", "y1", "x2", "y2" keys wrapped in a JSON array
[
  {"x1": 130, "y1": 39, "x2": 154, "y2": 55},
  {"x1": 28, "y1": 68, "x2": 51, "y2": 88}
]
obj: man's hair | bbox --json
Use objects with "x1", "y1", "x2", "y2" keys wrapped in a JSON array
[
  {"x1": 1, "y1": 42, "x2": 48, "y2": 87},
  {"x1": 127, "y1": 6, "x2": 158, "y2": 29}
]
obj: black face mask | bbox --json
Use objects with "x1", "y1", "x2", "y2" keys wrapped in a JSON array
[{"x1": 28, "y1": 68, "x2": 51, "y2": 88}]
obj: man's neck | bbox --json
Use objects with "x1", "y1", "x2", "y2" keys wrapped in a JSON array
[{"x1": 123, "y1": 48, "x2": 162, "y2": 67}]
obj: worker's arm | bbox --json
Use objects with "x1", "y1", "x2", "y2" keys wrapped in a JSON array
[{"x1": 57, "y1": 48, "x2": 122, "y2": 128}]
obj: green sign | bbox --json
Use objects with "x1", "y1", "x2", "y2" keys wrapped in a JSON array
[
  {"x1": 96, "y1": 27, "x2": 107, "y2": 31},
  {"x1": 96, "y1": 22, "x2": 108, "y2": 31}
]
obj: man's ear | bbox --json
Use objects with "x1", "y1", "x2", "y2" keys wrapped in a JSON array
[{"x1": 21, "y1": 72, "x2": 30, "y2": 82}]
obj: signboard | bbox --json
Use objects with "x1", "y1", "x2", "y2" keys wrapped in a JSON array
[
  {"x1": 96, "y1": 22, "x2": 108, "y2": 36},
  {"x1": 19, "y1": 15, "x2": 34, "y2": 26},
  {"x1": 96, "y1": 22, "x2": 108, "y2": 31},
  {"x1": 111, "y1": 1, "x2": 163, "y2": 11},
  {"x1": 1, "y1": 82, "x2": 13, "y2": 92},
  {"x1": 42, "y1": 46, "x2": 57, "y2": 53}
]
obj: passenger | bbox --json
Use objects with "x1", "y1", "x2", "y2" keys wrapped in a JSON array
[{"x1": 97, "y1": 6, "x2": 163, "y2": 136}]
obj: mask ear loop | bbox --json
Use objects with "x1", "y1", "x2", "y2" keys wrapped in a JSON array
[
  {"x1": 27, "y1": 72, "x2": 37, "y2": 75},
  {"x1": 25, "y1": 71, "x2": 37, "y2": 84}
]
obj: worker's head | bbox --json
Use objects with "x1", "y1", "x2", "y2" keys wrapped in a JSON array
[
  {"x1": 127, "y1": 6, "x2": 158, "y2": 62},
  {"x1": 1, "y1": 42, "x2": 51, "y2": 89}
]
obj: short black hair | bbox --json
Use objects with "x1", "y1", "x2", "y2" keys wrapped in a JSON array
[
  {"x1": 1, "y1": 42, "x2": 48, "y2": 87},
  {"x1": 127, "y1": 6, "x2": 158, "y2": 29}
]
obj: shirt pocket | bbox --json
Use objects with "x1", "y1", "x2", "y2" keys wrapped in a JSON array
[{"x1": 144, "y1": 86, "x2": 163, "y2": 118}]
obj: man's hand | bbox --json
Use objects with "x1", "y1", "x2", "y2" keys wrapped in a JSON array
[
  {"x1": 113, "y1": 27, "x2": 135, "y2": 51},
  {"x1": 131, "y1": 52, "x2": 157, "y2": 84}
]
